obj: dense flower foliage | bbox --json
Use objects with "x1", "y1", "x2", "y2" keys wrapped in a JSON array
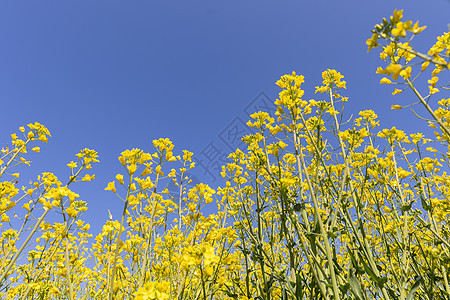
[{"x1": 0, "y1": 9, "x2": 449, "y2": 299}]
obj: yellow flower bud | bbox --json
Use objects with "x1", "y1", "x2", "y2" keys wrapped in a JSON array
[{"x1": 116, "y1": 174, "x2": 124, "y2": 185}]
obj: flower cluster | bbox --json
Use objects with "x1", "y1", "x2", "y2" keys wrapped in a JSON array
[{"x1": 1, "y1": 9, "x2": 450, "y2": 300}]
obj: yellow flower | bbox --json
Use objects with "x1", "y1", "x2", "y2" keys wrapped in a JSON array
[
  {"x1": 118, "y1": 156, "x2": 126, "y2": 166},
  {"x1": 384, "y1": 64, "x2": 402, "y2": 80},
  {"x1": 127, "y1": 164, "x2": 137, "y2": 175},
  {"x1": 1, "y1": 213, "x2": 10, "y2": 222},
  {"x1": 421, "y1": 61, "x2": 430, "y2": 71},
  {"x1": 398, "y1": 169, "x2": 411, "y2": 179},
  {"x1": 392, "y1": 89, "x2": 402, "y2": 95},
  {"x1": 428, "y1": 76, "x2": 439, "y2": 87},
  {"x1": 81, "y1": 174, "x2": 95, "y2": 182},
  {"x1": 321, "y1": 69, "x2": 346, "y2": 89},
  {"x1": 67, "y1": 161, "x2": 77, "y2": 169},
  {"x1": 155, "y1": 165, "x2": 164, "y2": 176},
  {"x1": 105, "y1": 181, "x2": 116, "y2": 193},
  {"x1": 128, "y1": 195, "x2": 139, "y2": 206},
  {"x1": 140, "y1": 168, "x2": 151, "y2": 177},
  {"x1": 203, "y1": 245, "x2": 219, "y2": 265},
  {"x1": 168, "y1": 169, "x2": 176, "y2": 178},
  {"x1": 391, "y1": 105, "x2": 402, "y2": 110},
  {"x1": 39, "y1": 135, "x2": 48, "y2": 143},
  {"x1": 182, "y1": 150, "x2": 193, "y2": 161},
  {"x1": 399, "y1": 66, "x2": 411, "y2": 79},
  {"x1": 391, "y1": 21, "x2": 412, "y2": 37},
  {"x1": 412, "y1": 21, "x2": 426, "y2": 34},
  {"x1": 392, "y1": 9, "x2": 403, "y2": 23},
  {"x1": 366, "y1": 33, "x2": 379, "y2": 52},
  {"x1": 204, "y1": 265, "x2": 214, "y2": 276},
  {"x1": 66, "y1": 206, "x2": 78, "y2": 218},
  {"x1": 379, "y1": 77, "x2": 392, "y2": 84},
  {"x1": 429, "y1": 86, "x2": 440, "y2": 95}
]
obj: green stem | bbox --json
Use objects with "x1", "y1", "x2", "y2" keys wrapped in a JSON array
[
  {"x1": 406, "y1": 78, "x2": 450, "y2": 138},
  {"x1": 0, "y1": 209, "x2": 49, "y2": 286},
  {"x1": 108, "y1": 174, "x2": 133, "y2": 300}
]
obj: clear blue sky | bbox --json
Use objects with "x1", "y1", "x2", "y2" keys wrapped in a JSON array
[{"x1": 1, "y1": 1, "x2": 449, "y2": 231}]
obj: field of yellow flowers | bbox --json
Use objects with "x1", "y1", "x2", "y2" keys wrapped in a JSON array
[{"x1": 1, "y1": 10, "x2": 450, "y2": 299}]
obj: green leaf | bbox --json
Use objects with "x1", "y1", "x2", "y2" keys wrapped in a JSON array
[
  {"x1": 293, "y1": 203, "x2": 303, "y2": 212},
  {"x1": 347, "y1": 247, "x2": 364, "y2": 275},
  {"x1": 406, "y1": 276, "x2": 423, "y2": 300},
  {"x1": 360, "y1": 258, "x2": 386, "y2": 287},
  {"x1": 420, "y1": 196, "x2": 432, "y2": 211},
  {"x1": 339, "y1": 283, "x2": 350, "y2": 294},
  {"x1": 349, "y1": 274, "x2": 365, "y2": 300},
  {"x1": 401, "y1": 201, "x2": 412, "y2": 212}
]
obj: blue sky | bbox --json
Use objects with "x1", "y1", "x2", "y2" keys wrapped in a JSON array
[{"x1": 1, "y1": 1, "x2": 449, "y2": 231}]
